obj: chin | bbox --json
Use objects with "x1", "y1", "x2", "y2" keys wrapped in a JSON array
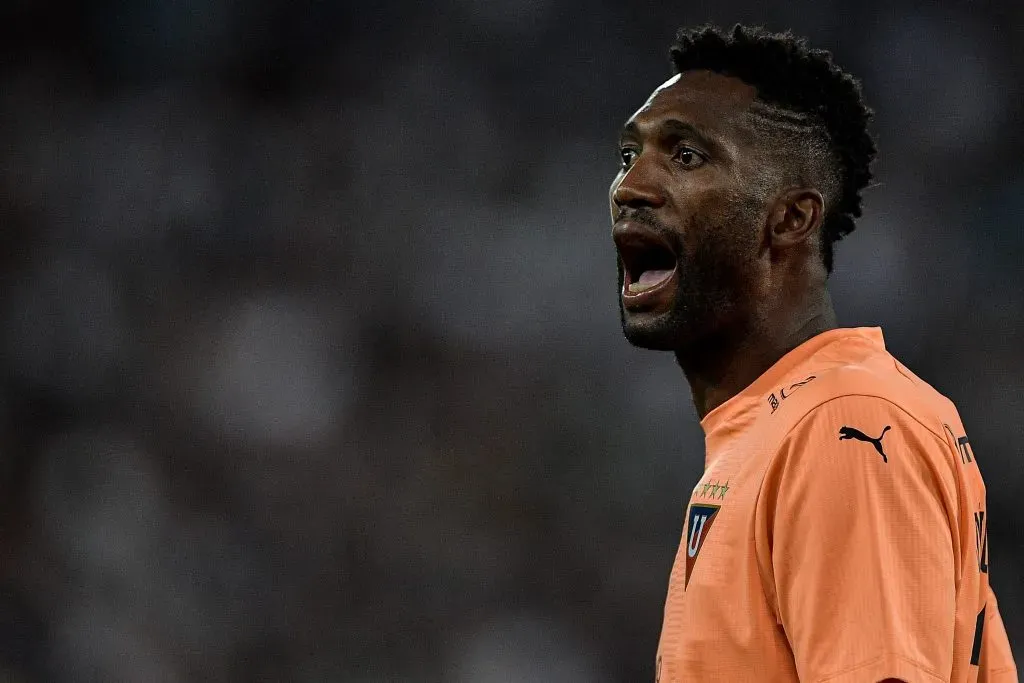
[{"x1": 620, "y1": 310, "x2": 695, "y2": 351}]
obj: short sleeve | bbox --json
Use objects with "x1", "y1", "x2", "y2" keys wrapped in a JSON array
[
  {"x1": 763, "y1": 395, "x2": 962, "y2": 683},
  {"x1": 981, "y1": 585, "x2": 1019, "y2": 681}
]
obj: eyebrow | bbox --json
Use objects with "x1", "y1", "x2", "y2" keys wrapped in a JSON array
[{"x1": 619, "y1": 118, "x2": 721, "y2": 153}]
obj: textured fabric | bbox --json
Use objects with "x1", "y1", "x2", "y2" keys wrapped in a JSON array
[{"x1": 655, "y1": 328, "x2": 1017, "y2": 683}]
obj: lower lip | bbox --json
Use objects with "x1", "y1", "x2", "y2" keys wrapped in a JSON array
[{"x1": 621, "y1": 267, "x2": 679, "y2": 311}]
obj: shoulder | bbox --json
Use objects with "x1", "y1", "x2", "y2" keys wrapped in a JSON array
[
  {"x1": 760, "y1": 352, "x2": 966, "y2": 505},
  {"x1": 758, "y1": 389, "x2": 963, "y2": 538},
  {"x1": 774, "y1": 350, "x2": 962, "y2": 447}
]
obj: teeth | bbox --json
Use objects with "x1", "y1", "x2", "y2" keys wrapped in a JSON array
[{"x1": 628, "y1": 281, "x2": 657, "y2": 294}]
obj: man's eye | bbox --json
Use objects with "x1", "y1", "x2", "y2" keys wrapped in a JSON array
[
  {"x1": 619, "y1": 148, "x2": 638, "y2": 169},
  {"x1": 674, "y1": 147, "x2": 705, "y2": 169}
]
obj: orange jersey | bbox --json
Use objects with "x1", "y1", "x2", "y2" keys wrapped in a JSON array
[{"x1": 656, "y1": 327, "x2": 1018, "y2": 683}]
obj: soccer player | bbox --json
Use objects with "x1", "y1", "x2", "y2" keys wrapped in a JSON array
[{"x1": 609, "y1": 25, "x2": 1018, "y2": 683}]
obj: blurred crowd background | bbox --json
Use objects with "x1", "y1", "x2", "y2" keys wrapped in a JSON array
[{"x1": 1, "y1": 0, "x2": 1022, "y2": 680}]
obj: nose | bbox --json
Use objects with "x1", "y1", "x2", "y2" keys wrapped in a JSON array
[{"x1": 611, "y1": 158, "x2": 666, "y2": 211}]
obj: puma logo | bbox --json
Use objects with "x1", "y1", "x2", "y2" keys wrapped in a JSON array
[{"x1": 838, "y1": 425, "x2": 891, "y2": 463}]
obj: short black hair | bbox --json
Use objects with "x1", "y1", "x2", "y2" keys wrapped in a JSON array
[{"x1": 670, "y1": 24, "x2": 876, "y2": 273}]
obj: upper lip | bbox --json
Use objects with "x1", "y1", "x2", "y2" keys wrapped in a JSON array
[{"x1": 612, "y1": 218, "x2": 678, "y2": 284}]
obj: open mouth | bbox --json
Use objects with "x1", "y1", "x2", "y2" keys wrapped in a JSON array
[{"x1": 616, "y1": 232, "x2": 678, "y2": 308}]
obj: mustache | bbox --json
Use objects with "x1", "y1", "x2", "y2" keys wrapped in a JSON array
[{"x1": 615, "y1": 208, "x2": 681, "y2": 248}]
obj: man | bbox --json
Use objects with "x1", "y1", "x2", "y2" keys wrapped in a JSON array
[{"x1": 609, "y1": 24, "x2": 1018, "y2": 683}]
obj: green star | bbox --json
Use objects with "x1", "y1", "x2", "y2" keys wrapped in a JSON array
[
  {"x1": 710, "y1": 482, "x2": 721, "y2": 498},
  {"x1": 701, "y1": 482, "x2": 712, "y2": 497},
  {"x1": 718, "y1": 480, "x2": 730, "y2": 499}
]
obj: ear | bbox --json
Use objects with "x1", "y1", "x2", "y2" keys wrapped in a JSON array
[{"x1": 766, "y1": 188, "x2": 825, "y2": 249}]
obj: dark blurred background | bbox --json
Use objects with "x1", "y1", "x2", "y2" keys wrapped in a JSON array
[{"x1": 0, "y1": 0, "x2": 1021, "y2": 680}]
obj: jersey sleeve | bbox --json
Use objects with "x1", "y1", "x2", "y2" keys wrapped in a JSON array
[
  {"x1": 981, "y1": 585, "x2": 1019, "y2": 682},
  {"x1": 761, "y1": 395, "x2": 963, "y2": 683}
]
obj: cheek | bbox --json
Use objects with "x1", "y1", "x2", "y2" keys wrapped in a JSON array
[
  {"x1": 682, "y1": 195, "x2": 763, "y2": 267},
  {"x1": 710, "y1": 188, "x2": 766, "y2": 240},
  {"x1": 608, "y1": 178, "x2": 622, "y2": 218},
  {"x1": 674, "y1": 187, "x2": 733, "y2": 247}
]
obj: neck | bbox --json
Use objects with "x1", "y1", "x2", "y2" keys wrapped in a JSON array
[{"x1": 676, "y1": 289, "x2": 837, "y2": 420}]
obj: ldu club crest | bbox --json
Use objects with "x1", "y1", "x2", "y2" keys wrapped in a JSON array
[{"x1": 685, "y1": 504, "x2": 721, "y2": 588}]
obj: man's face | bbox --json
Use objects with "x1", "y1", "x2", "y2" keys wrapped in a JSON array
[{"x1": 609, "y1": 70, "x2": 771, "y2": 353}]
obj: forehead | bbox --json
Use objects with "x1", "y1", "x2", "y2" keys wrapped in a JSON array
[{"x1": 625, "y1": 70, "x2": 759, "y2": 137}]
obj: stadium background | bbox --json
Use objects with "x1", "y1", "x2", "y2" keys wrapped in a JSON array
[{"x1": 1, "y1": 0, "x2": 1021, "y2": 680}]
